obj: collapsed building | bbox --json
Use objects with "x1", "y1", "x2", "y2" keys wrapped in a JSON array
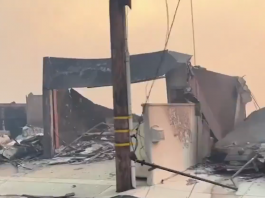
[
  {"x1": 137, "y1": 65, "x2": 252, "y2": 184},
  {"x1": 41, "y1": 50, "x2": 254, "y2": 176},
  {"x1": 1, "y1": 50, "x2": 256, "y2": 182},
  {"x1": 1, "y1": 50, "x2": 263, "y2": 195},
  {"x1": 0, "y1": 51, "x2": 255, "y2": 174},
  {"x1": 1, "y1": 89, "x2": 138, "y2": 161}
]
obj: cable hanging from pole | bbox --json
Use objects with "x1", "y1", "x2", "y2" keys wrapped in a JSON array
[
  {"x1": 165, "y1": 0, "x2": 170, "y2": 41},
  {"x1": 133, "y1": 0, "x2": 182, "y2": 153},
  {"x1": 251, "y1": 92, "x2": 260, "y2": 109},
  {"x1": 190, "y1": 0, "x2": 197, "y2": 66},
  {"x1": 144, "y1": 0, "x2": 170, "y2": 101},
  {"x1": 142, "y1": 0, "x2": 181, "y2": 112}
]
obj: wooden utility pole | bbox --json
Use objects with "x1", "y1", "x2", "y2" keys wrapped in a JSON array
[{"x1": 109, "y1": 0, "x2": 133, "y2": 192}]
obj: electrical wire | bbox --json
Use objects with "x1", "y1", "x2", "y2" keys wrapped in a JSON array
[
  {"x1": 253, "y1": 99, "x2": 258, "y2": 110},
  {"x1": 165, "y1": 0, "x2": 170, "y2": 41},
  {"x1": 144, "y1": 0, "x2": 170, "y2": 100},
  {"x1": 251, "y1": 92, "x2": 260, "y2": 109},
  {"x1": 190, "y1": 0, "x2": 196, "y2": 65},
  {"x1": 141, "y1": 0, "x2": 181, "y2": 116},
  {"x1": 133, "y1": 0, "x2": 182, "y2": 154},
  {"x1": 137, "y1": 0, "x2": 182, "y2": 124},
  {"x1": 145, "y1": 0, "x2": 169, "y2": 99}
]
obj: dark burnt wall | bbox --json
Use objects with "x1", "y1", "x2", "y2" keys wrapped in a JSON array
[
  {"x1": 56, "y1": 89, "x2": 139, "y2": 144},
  {"x1": 56, "y1": 89, "x2": 113, "y2": 144}
]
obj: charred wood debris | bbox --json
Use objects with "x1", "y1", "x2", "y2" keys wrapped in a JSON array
[{"x1": 0, "y1": 122, "x2": 115, "y2": 169}]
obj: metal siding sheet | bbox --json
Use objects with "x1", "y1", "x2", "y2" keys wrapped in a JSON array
[
  {"x1": 192, "y1": 69, "x2": 239, "y2": 139},
  {"x1": 43, "y1": 51, "x2": 191, "y2": 89}
]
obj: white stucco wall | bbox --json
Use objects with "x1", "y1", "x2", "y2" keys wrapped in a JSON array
[{"x1": 142, "y1": 103, "x2": 198, "y2": 185}]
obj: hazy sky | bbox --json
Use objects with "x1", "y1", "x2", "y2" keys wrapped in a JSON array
[{"x1": 0, "y1": 0, "x2": 264, "y2": 114}]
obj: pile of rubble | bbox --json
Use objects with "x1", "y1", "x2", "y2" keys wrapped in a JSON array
[
  {"x1": 0, "y1": 126, "x2": 44, "y2": 163},
  {"x1": 50, "y1": 131, "x2": 115, "y2": 165},
  {"x1": 0, "y1": 123, "x2": 115, "y2": 167}
]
